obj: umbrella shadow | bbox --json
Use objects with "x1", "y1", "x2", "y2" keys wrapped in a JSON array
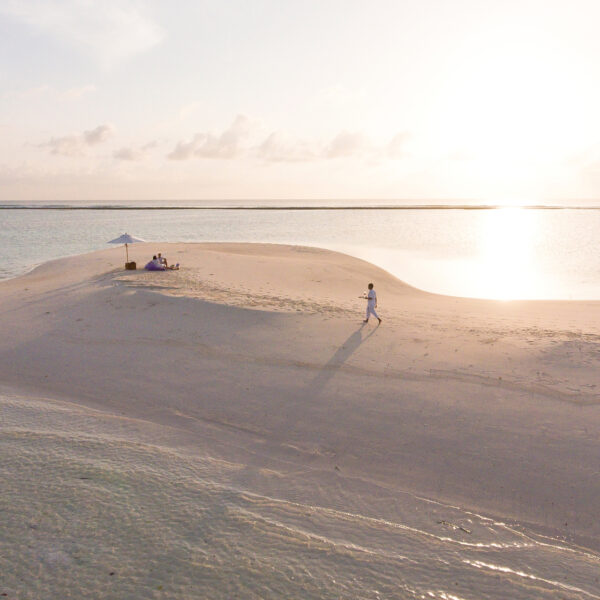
[{"x1": 306, "y1": 322, "x2": 379, "y2": 398}]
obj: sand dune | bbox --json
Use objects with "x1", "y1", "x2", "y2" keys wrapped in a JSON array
[{"x1": 1, "y1": 243, "x2": 599, "y2": 598}]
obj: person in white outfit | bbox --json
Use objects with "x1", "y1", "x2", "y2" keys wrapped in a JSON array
[
  {"x1": 157, "y1": 252, "x2": 168, "y2": 268},
  {"x1": 362, "y1": 283, "x2": 382, "y2": 324}
]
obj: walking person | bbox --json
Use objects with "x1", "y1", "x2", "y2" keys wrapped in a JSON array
[{"x1": 361, "y1": 283, "x2": 382, "y2": 324}]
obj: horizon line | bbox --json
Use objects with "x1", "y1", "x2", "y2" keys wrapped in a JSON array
[{"x1": 2, "y1": 203, "x2": 600, "y2": 211}]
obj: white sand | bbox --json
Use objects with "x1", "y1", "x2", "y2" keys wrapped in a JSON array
[{"x1": 1, "y1": 243, "x2": 599, "y2": 599}]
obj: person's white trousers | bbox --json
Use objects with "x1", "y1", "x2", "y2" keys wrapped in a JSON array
[{"x1": 366, "y1": 305, "x2": 380, "y2": 320}]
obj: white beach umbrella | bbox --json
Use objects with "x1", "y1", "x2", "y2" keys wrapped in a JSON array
[{"x1": 107, "y1": 233, "x2": 146, "y2": 263}]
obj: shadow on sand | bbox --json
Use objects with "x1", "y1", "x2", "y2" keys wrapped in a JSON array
[{"x1": 306, "y1": 321, "x2": 380, "y2": 398}]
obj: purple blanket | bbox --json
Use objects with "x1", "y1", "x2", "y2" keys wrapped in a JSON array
[{"x1": 144, "y1": 261, "x2": 165, "y2": 271}]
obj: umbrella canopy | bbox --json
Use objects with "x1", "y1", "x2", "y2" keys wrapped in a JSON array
[
  {"x1": 108, "y1": 233, "x2": 146, "y2": 245},
  {"x1": 107, "y1": 233, "x2": 146, "y2": 263}
]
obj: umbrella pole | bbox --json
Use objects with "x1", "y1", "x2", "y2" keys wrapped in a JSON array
[{"x1": 125, "y1": 243, "x2": 129, "y2": 263}]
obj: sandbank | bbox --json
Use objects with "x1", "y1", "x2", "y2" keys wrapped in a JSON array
[{"x1": 1, "y1": 243, "x2": 599, "y2": 598}]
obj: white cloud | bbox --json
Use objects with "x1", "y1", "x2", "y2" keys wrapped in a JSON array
[
  {"x1": 326, "y1": 131, "x2": 370, "y2": 158},
  {"x1": 113, "y1": 147, "x2": 142, "y2": 161},
  {"x1": 257, "y1": 130, "x2": 413, "y2": 163},
  {"x1": 0, "y1": 0, "x2": 163, "y2": 67},
  {"x1": 168, "y1": 115, "x2": 252, "y2": 160},
  {"x1": 42, "y1": 135, "x2": 83, "y2": 157},
  {"x1": 256, "y1": 132, "x2": 317, "y2": 163},
  {"x1": 387, "y1": 132, "x2": 411, "y2": 159},
  {"x1": 113, "y1": 141, "x2": 157, "y2": 161},
  {"x1": 167, "y1": 138, "x2": 198, "y2": 161},
  {"x1": 83, "y1": 124, "x2": 113, "y2": 145},
  {"x1": 40, "y1": 123, "x2": 114, "y2": 157},
  {"x1": 168, "y1": 116, "x2": 413, "y2": 164}
]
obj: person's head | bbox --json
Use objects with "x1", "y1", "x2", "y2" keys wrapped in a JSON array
[
  {"x1": 153, "y1": 255, "x2": 157, "y2": 260},
  {"x1": 158, "y1": 253, "x2": 162, "y2": 257},
  {"x1": 368, "y1": 283, "x2": 374, "y2": 290}
]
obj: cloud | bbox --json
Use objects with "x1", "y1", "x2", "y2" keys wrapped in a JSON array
[
  {"x1": 0, "y1": 1, "x2": 163, "y2": 67},
  {"x1": 325, "y1": 131, "x2": 370, "y2": 158},
  {"x1": 387, "y1": 132, "x2": 411, "y2": 159},
  {"x1": 113, "y1": 147, "x2": 143, "y2": 161},
  {"x1": 83, "y1": 124, "x2": 113, "y2": 145},
  {"x1": 169, "y1": 115, "x2": 413, "y2": 164},
  {"x1": 167, "y1": 138, "x2": 198, "y2": 161},
  {"x1": 113, "y1": 141, "x2": 157, "y2": 161},
  {"x1": 42, "y1": 136, "x2": 83, "y2": 157},
  {"x1": 256, "y1": 132, "x2": 317, "y2": 163},
  {"x1": 256, "y1": 130, "x2": 413, "y2": 163},
  {"x1": 168, "y1": 115, "x2": 252, "y2": 160},
  {"x1": 40, "y1": 123, "x2": 114, "y2": 157}
]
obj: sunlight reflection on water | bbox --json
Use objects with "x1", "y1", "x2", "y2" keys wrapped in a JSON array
[
  {"x1": 476, "y1": 208, "x2": 540, "y2": 300},
  {"x1": 334, "y1": 208, "x2": 599, "y2": 300}
]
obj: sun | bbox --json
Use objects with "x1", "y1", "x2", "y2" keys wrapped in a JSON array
[{"x1": 427, "y1": 24, "x2": 591, "y2": 198}]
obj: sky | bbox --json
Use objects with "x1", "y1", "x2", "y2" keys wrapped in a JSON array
[{"x1": 1, "y1": 0, "x2": 600, "y2": 204}]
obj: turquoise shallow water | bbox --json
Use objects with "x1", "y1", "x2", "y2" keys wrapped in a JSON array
[{"x1": 2, "y1": 206, "x2": 600, "y2": 299}]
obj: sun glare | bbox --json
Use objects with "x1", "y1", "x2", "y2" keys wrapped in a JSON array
[
  {"x1": 431, "y1": 25, "x2": 590, "y2": 197},
  {"x1": 475, "y1": 208, "x2": 540, "y2": 300}
]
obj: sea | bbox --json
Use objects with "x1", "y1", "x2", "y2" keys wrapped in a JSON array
[{"x1": 2, "y1": 201, "x2": 600, "y2": 300}]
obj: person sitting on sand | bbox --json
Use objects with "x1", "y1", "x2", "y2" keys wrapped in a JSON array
[
  {"x1": 157, "y1": 252, "x2": 180, "y2": 270},
  {"x1": 144, "y1": 255, "x2": 166, "y2": 271},
  {"x1": 360, "y1": 283, "x2": 382, "y2": 324}
]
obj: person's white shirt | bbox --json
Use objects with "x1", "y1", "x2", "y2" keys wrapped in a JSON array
[{"x1": 367, "y1": 289, "x2": 377, "y2": 307}]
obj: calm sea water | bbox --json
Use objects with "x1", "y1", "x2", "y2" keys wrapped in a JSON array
[{"x1": 2, "y1": 206, "x2": 600, "y2": 300}]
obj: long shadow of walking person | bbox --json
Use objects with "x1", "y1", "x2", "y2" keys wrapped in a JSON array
[{"x1": 306, "y1": 322, "x2": 379, "y2": 400}]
